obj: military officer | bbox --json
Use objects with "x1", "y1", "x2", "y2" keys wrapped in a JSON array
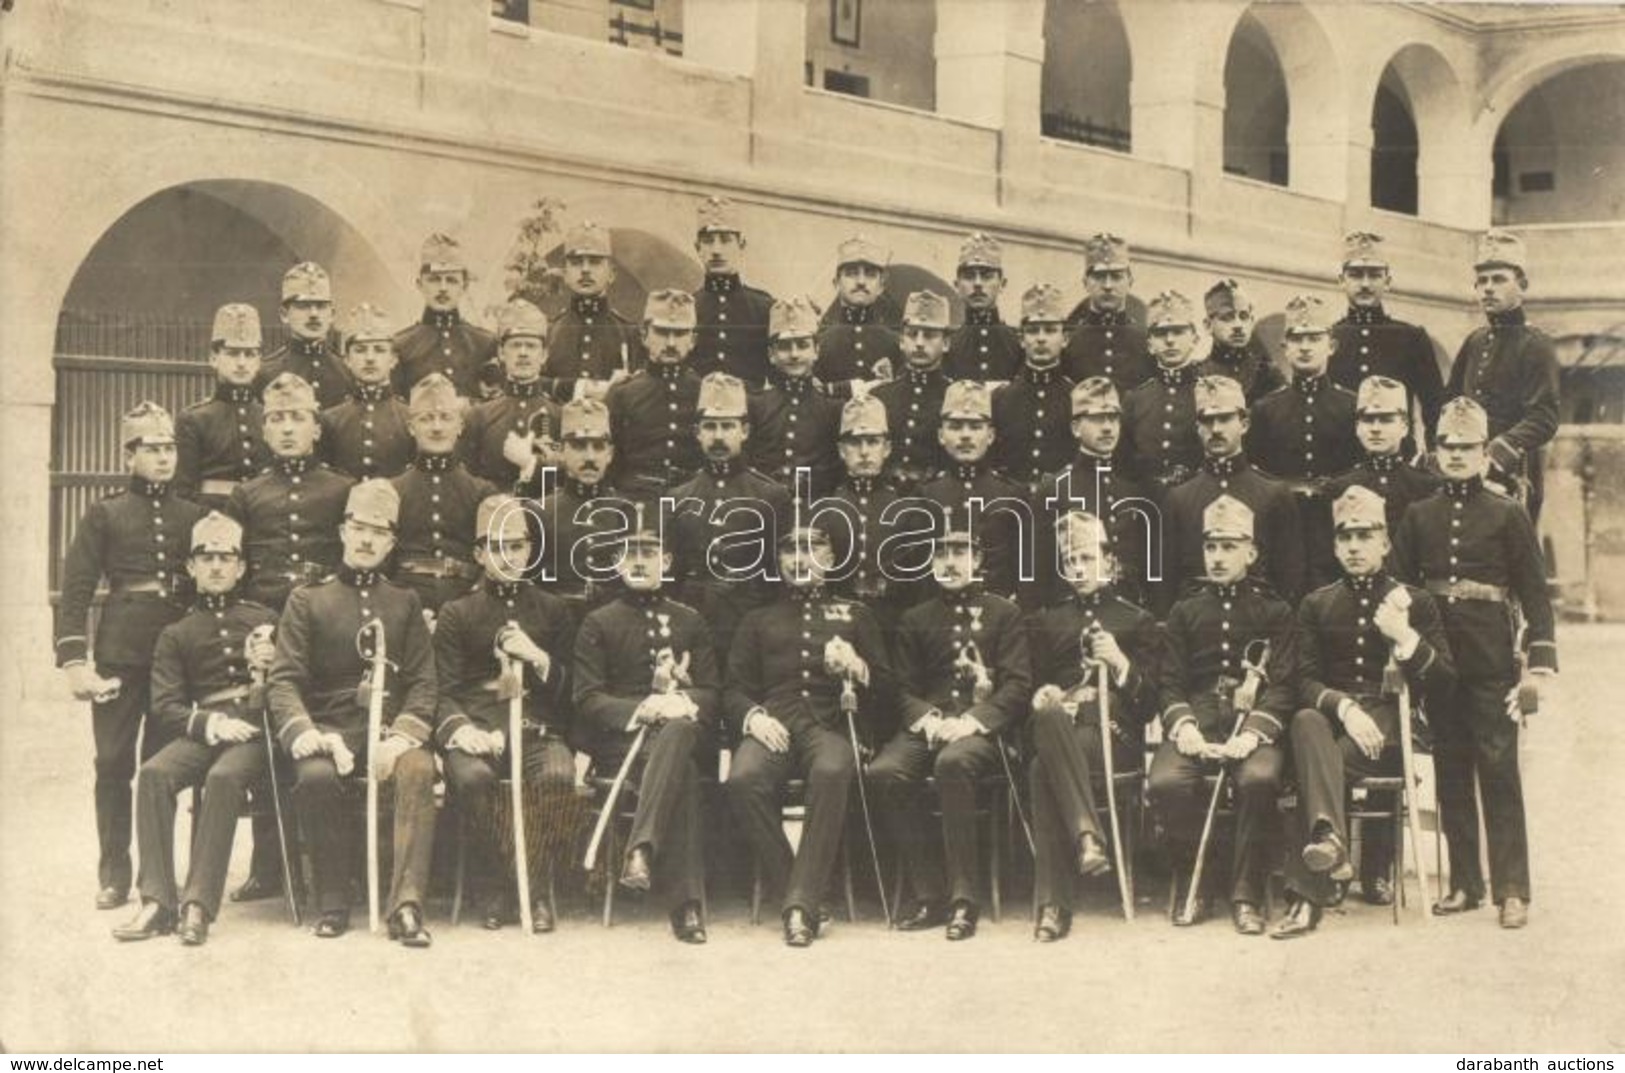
[
  {"x1": 390, "y1": 374, "x2": 499, "y2": 616},
  {"x1": 749, "y1": 295, "x2": 844, "y2": 499},
  {"x1": 871, "y1": 289, "x2": 953, "y2": 492},
  {"x1": 1027, "y1": 510, "x2": 1160, "y2": 941},
  {"x1": 574, "y1": 519, "x2": 720, "y2": 943},
  {"x1": 527, "y1": 398, "x2": 637, "y2": 613},
  {"x1": 606, "y1": 288, "x2": 705, "y2": 499},
  {"x1": 434, "y1": 495, "x2": 583, "y2": 932},
  {"x1": 542, "y1": 221, "x2": 642, "y2": 402},
  {"x1": 1196, "y1": 279, "x2": 1285, "y2": 403},
  {"x1": 392, "y1": 232, "x2": 499, "y2": 400},
  {"x1": 869, "y1": 515, "x2": 1031, "y2": 940},
  {"x1": 1061, "y1": 232, "x2": 1155, "y2": 394},
  {"x1": 1445, "y1": 229, "x2": 1561, "y2": 523},
  {"x1": 1150, "y1": 495, "x2": 1296, "y2": 933},
  {"x1": 690, "y1": 195, "x2": 775, "y2": 386},
  {"x1": 1273, "y1": 486, "x2": 1456, "y2": 938},
  {"x1": 114, "y1": 512, "x2": 279, "y2": 944},
  {"x1": 1393, "y1": 398, "x2": 1557, "y2": 929},
  {"x1": 1331, "y1": 231, "x2": 1445, "y2": 456},
  {"x1": 56, "y1": 402, "x2": 206, "y2": 908},
  {"x1": 944, "y1": 232, "x2": 1023, "y2": 383},
  {"x1": 267, "y1": 480, "x2": 439, "y2": 943},
  {"x1": 1122, "y1": 290, "x2": 1206, "y2": 492},
  {"x1": 724, "y1": 522, "x2": 895, "y2": 947},
  {"x1": 320, "y1": 303, "x2": 414, "y2": 480},
  {"x1": 261, "y1": 261, "x2": 351, "y2": 410},
  {"x1": 993, "y1": 283, "x2": 1077, "y2": 493},
  {"x1": 175, "y1": 304, "x2": 273, "y2": 508},
  {"x1": 813, "y1": 234, "x2": 904, "y2": 396},
  {"x1": 463, "y1": 298, "x2": 561, "y2": 488}
]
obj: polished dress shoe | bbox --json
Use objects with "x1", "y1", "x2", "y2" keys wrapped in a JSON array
[
  {"x1": 1231, "y1": 900, "x2": 1265, "y2": 936},
  {"x1": 783, "y1": 907, "x2": 815, "y2": 948},
  {"x1": 389, "y1": 904, "x2": 433, "y2": 948},
  {"x1": 531, "y1": 898, "x2": 555, "y2": 934},
  {"x1": 96, "y1": 886, "x2": 129, "y2": 911},
  {"x1": 1301, "y1": 830, "x2": 1348, "y2": 876},
  {"x1": 1270, "y1": 898, "x2": 1322, "y2": 940},
  {"x1": 1361, "y1": 876, "x2": 1395, "y2": 906},
  {"x1": 481, "y1": 897, "x2": 507, "y2": 931},
  {"x1": 230, "y1": 872, "x2": 281, "y2": 903},
  {"x1": 313, "y1": 910, "x2": 349, "y2": 938},
  {"x1": 944, "y1": 901, "x2": 978, "y2": 941},
  {"x1": 177, "y1": 902, "x2": 210, "y2": 946},
  {"x1": 1077, "y1": 833, "x2": 1111, "y2": 878},
  {"x1": 671, "y1": 901, "x2": 707, "y2": 944},
  {"x1": 1499, "y1": 896, "x2": 1529, "y2": 929},
  {"x1": 1033, "y1": 904, "x2": 1071, "y2": 943},
  {"x1": 1431, "y1": 889, "x2": 1483, "y2": 916},
  {"x1": 896, "y1": 900, "x2": 948, "y2": 931},
  {"x1": 112, "y1": 901, "x2": 175, "y2": 942},
  {"x1": 619, "y1": 845, "x2": 652, "y2": 893}
]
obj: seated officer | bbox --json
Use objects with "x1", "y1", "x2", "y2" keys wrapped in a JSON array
[
  {"x1": 574, "y1": 518, "x2": 720, "y2": 943},
  {"x1": 320, "y1": 303, "x2": 414, "y2": 480},
  {"x1": 724, "y1": 521, "x2": 894, "y2": 947},
  {"x1": 175, "y1": 303, "x2": 271, "y2": 508},
  {"x1": 871, "y1": 290, "x2": 952, "y2": 493},
  {"x1": 115, "y1": 512, "x2": 279, "y2": 945},
  {"x1": 993, "y1": 283, "x2": 1076, "y2": 494},
  {"x1": 434, "y1": 495, "x2": 581, "y2": 932},
  {"x1": 1149, "y1": 495, "x2": 1296, "y2": 934},
  {"x1": 945, "y1": 232, "x2": 1022, "y2": 384},
  {"x1": 1122, "y1": 290, "x2": 1205, "y2": 491},
  {"x1": 1027, "y1": 510, "x2": 1159, "y2": 942},
  {"x1": 1274, "y1": 486, "x2": 1455, "y2": 939},
  {"x1": 1196, "y1": 279, "x2": 1285, "y2": 404},
  {"x1": 464, "y1": 299, "x2": 561, "y2": 489},
  {"x1": 267, "y1": 480, "x2": 438, "y2": 944},
  {"x1": 869, "y1": 513, "x2": 1031, "y2": 941}
]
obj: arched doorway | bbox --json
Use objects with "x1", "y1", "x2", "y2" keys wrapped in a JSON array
[
  {"x1": 1493, "y1": 60, "x2": 1625, "y2": 225},
  {"x1": 1370, "y1": 67, "x2": 1419, "y2": 215},
  {"x1": 1222, "y1": 11, "x2": 1289, "y2": 186},
  {"x1": 1041, "y1": 0, "x2": 1132, "y2": 153}
]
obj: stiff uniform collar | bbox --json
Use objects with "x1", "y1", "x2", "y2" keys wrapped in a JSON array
[
  {"x1": 415, "y1": 452, "x2": 455, "y2": 473},
  {"x1": 1345, "y1": 305, "x2": 1389, "y2": 326},
  {"x1": 965, "y1": 308, "x2": 1001, "y2": 327},
  {"x1": 705, "y1": 458, "x2": 741, "y2": 479},
  {"x1": 197, "y1": 591, "x2": 239, "y2": 612},
  {"x1": 1208, "y1": 344, "x2": 1252, "y2": 366},
  {"x1": 1203, "y1": 453, "x2": 1246, "y2": 479},
  {"x1": 352, "y1": 382, "x2": 391, "y2": 404},
  {"x1": 504, "y1": 377, "x2": 544, "y2": 399},
  {"x1": 1080, "y1": 306, "x2": 1129, "y2": 328},
  {"x1": 424, "y1": 309, "x2": 461, "y2": 330},
  {"x1": 838, "y1": 302, "x2": 874, "y2": 326},
  {"x1": 1022, "y1": 363, "x2": 1061, "y2": 387},
  {"x1": 216, "y1": 383, "x2": 256, "y2": 405},
  {"x1": 941, "y1": 584, "x2": 984, "y2": 608},
  {"x1": 1073, "y1": 586, "x2": 1112, "y2": 610},
  {"x1": 1292, "y1": 373, "x2": 1327, "y2": 397},
  {"x1": 1157, "y1": 364, "x2": 1196, "y2": 388},
  {"x1": 787, "y1": 583, "x2": 827, "y2": 603},
  {"x1": 954, "y1": 461, "x2": 988, "y2": 481},
  {"x1": 845, "y1": 476, "x2": 878, "y2": 497},
  {"x1": 1211, "y1": 581, "x2": 1243, "y2": 602},
  {"x1": 1487, "y1": 308, "x2": 1527, "y2": 329},
  {"x1": 572, "y1": 294, "x2": 608, "y2": 318},
  {"x1": 131, "y1": 476, "x2": 170, "y2": 499},
  {"x1": 1343, "y1": 573, "x2": 1385, "y2": 596},
  {"x1": 769, "y1": 369, "x2": 813, "y2": 394},
  {"x1": 1445, "y1": 476, "x2": 1484, "y2": 500},
  {"x1": 907, "y1": 366, "x2": 943, "y2": 386},
  {"x1": 339, "y1": 566, "x2": 380, "y2": 588},
  {"x1": 274, "y1": 455, "x2": 314, "y2": 478},
  {"x1": 564, "y1": 476, "x2": 603, "y2": 499},
  {"x1": 485, "y1": 578, "x2": 524, "y2": 601},
  {"x1": 649, "y1": 361, "x2": 686, "y2": 381},
  {"x1": 1363, "y1": 452, "x2": 1401, "y2": 473},
  {"x1": 292, "y1": 336, "x2": 327, "y2": 358},
  {"x1": 626, "y1": 588, "x2": 666, "y2": 608},
  {"x1": 704, "y1": 273, "x2": 740, "y2": 295}
]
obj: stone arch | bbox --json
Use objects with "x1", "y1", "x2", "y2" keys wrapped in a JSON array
[
  {"x1": 1486, "y1": 58, "x2": 1625, "y2": 226},
  {"x1": 1368, "y1": 43, "x2": 1472, "y2": 224},
  {"x1": 1040, "y1": 0, "x2": 1133, "y2": 153}
]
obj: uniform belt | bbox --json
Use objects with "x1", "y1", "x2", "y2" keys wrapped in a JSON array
[
  {"x1": 112, "y1": 579, "x2": 168, "y2": 594},
  {"x1": 200, "y1": 479, "x2": 241, "y2": 497},
  {"x1": 197, "y1": 685, "x2": 253, "y2": 706},
  {"x1": 398, "y1": 557, "x2": 479, "y2": 580},
  {"x1": 1425, "y1": 579, "x2": 1507, "y2": 603}
]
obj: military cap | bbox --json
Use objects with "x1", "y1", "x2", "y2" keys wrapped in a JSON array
[
  {"x1": 1083, "y1": 232, "x2": 1130, "y2": 273},
  {"x1": 621, "y1": 503, "x2": 664, "y2": 550},
  {"x1": 496, "y1": 298, "x2": 548, "y2": 342},
  {"x1": 696, "y1": 372, "x2": 749, "y2": 418},
  {"x1": 1020, "y1": 283, "x2": 1068, "y2": 325},
  {"x1": 281, "y1": 261, "x2": 332, "y2": 304},
  {"x1": 559, "y1": 398, "x2": 612, "y2": 441},
  {"x1": 1355, "y1": 375, "x2": 1407, "y2": 416},
  {"x1": 1193, "y1": 375, "x2": 1247, "y2": 417},
  {"x1": 936, "y1": 506, "x2": 980, "y2": 548},
  {"x1": 1342, "y1": 230, "x2": 1387, "y2": 269},
  {"x1": 563, "y1": 221, "x2": 612, "y2": 258},
  {"x1": 211, "y1": 303, "x2": 263, "y2": 348},
  {"x1": 1203, "y1": 278, "x2": 1253, "y2": 316},
  {"x1": 475, "y1": 493, "x2": 530, "y2": 542},
  {"x1": 121, "y1": 400, "x2": 177, "y2": 448},
  {"x1": 341, "y1": 302, "x2": 394, "y2": 350},
  {"x1": 1332, "y1": 486, "x2": 1387, "y2": 532},
  {"x1": 958, "y1": 232, "x2": 1003, "y2": 270},
  {"x1": 419, "y1": 232, "x2": 468, "y2": 274},
  {"x1": 836, "y1": 233, "x2": 890, "y2": 270},
  {"x1": 262, "y1": 372, "x2": 320, "y2": 415},
  {"x1": 1146, "y1": 290, "x2": 1196, "y2": 329},
  {"x1": 1282, "y1": 294, "x2": 1334, "y2": 335},
  {"x1": 902, "y1": 290, "x2": 952, "y2": 330},
  {"x1": 190, "y1": 510, "x2": 244, "y2": 555},
  {"x1": 346, "y1": 478, "x2": 401, "y2": 530},
  {"x1": 941, "y1": 380, "x2": 993, "y2": 421},
  {"x1": 769, "y1": 295, "x2": 821, "y2": 341},
  {"x1": 1474, "y1": 229, "x2": 1527, "y2": 272},
  {"x1": 696, "y1": 195, "x2": 742, "y2": 235},
  {"x1": 1056, "y1": 509, "x2": 1110, "y2": 553},
  {"x1": 408, "y1": 372, "x2": 466, "y2": 415},
  {"x1": 1070, "y1": 376, "x2": 1122, "y2": 417},
  {"x1": 644, "y1": 288, "x2": 698, "y2": 330},
  {"x1": 1436, "y1": 397, "x2": 1489, "y2": 445},
  {"x1": 777, "y1": 521, "x2": 833, "y2": 551},
  {"x1": 839, "y1": 395, "x2": 889, "y2": 438},
  {"x1": 1202, "y1": 494, "x2": 1255, "y2": 540}
]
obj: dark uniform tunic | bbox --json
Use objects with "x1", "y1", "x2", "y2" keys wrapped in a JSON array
[
  {"x1": 389, "y1": 454, "x2": 497, "y2": 614},
  {"x1": 1062, "y1": 306, "x2": 1155, "y2": 396},
  {"x1": 747, "y1": 372, "x2": 843, "y2": 500},
  {"x1": 693, "y1": 273, "x2": 775, "y2": 386},
  {"x1": 945, "y1": 308, "x2": 1023, "y2": 383},
  {"x1": 993, "y1": 365, "x2": 1076, "y2": 494},
  {"x1": 1393, "y1": 477, "x2": 1556, "y2": 905},
  {"x1": 261, "y1": 336, "x2": 352, "y2": 411},
  {"x1": 55, "y1": 477, "x2": 205, "y2": 893},
  {"x1": 392, "y1": 309, "x2": 499, "y2": 400},
  {"x1": 1197, "y1": 338, "x2": 1285, "y2": 404},
  {"x1": 226, "y1": 456, "x2": 353, "y2": 612},
  {"x1": 462, "y1": 379, "x2": 561, "y2": 488},
  {"x1": 917, "y1": 462, "x2": 1037, "y2": 607},
  {"x1": 574, "y1": 589, "x2": 720, "y2": 910},
  {"x1": 542, "y1": 295, "x2": 643, "y2": 401},
  {"x1": 528, "y1": 476, "x2": 636, "y2": 610},
  {"x1": 605, "y1": 364, "x2": 704, "y2": 498},
  {"x1": 814, "y1": 303, "x2": 904, "y2": 395},
  {"x1": 174, "y1": 384, "x2": 271, "y2": 508},
  {"x1": 822, "y1": 475, "x2": 935, "y2": 620},
  {"x1": 870, "y1": 588, "x2": 1031, "y2": 909},
  {"x1": 1122, "y1": 365, "x2": 1204, "y2": 490},
  {"x1": 724, "y1": 586, "x2": 895, "y2": 914},
  {"x1": 1332, "y1": 305, "x2": 1444, "y2": 452},
  {"x1": 136, "y1": 594, "x2": 279, "y2": 918},
  {"x1": 871, "y1": 368, "x2": 949, "y2": 492},
  {"x1": 1039, "y1": 452, "x2": 1159, "y2": 607},
  {"x1": 319, "y1": 385, "x2": 415, "y2": 480}
]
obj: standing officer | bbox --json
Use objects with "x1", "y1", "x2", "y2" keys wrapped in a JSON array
[
  {"x1": 1446, "y1": 229, "x2": 1561, "y2": 523},
  {"x1": 435, "y1": 494, "x2": 582, "y2": 932},
  {"x1": 463, "y1": 299, "x2": 561, "y2": 488},
  {"x1": 1150, "y1": 495, "x2": 1296, "y2": 933},
  {"x1": 114, "y1": 512, "x2": 279, "y2": 945},
  {"x1": 1061, "y1": 233, "x2": 1155, "y2": 394},
  {"x1": 543, "y1": 221, "x2": 641, "y2": 402},
  {"x1": 320, "y1": 303, "x2": 414, "y2": 480},
  {"x1": 261, "y1": 262, "x2": 350, "y2": 410},
  {"x1": 1273, "y1": 486, "x2": 1455, "y2": 938},
  {"x1": 724, "y1": 522, "x2": 895, "y2": 947},
  {"x1": 690, "y1": 195, "x2": 775, "y2": 386},
  {"x1": 267, "y1": 480, "x2": 439, "y2": 943},
  {"x1": 814, "y1": 234, "x2": 903, "y2": 396},
  {"x1": 1330, "y1": 231, "x2": 1444, "y2": 456},
  {"x1": 56, "y1": 402, "x2": 205, "y2": 909},
  {"x1": 1122, "y1": 290, "x2": 1206, "y2": 492},
  {"x1": 1197, "y1": 279, "x2": 1285, "y2": 403},
  {"x1": 945, "y1": 232, "x2": 1022, "y2": 383},
  {"x1": 993, "y1": 283, "x2": 1077, "y2": 493},
  {"x1": 606, "y1": 289, "x2": 705, "y2": 500},
  {"x1": 869, "y1": 515, "x2": 1031, "y2": 940},
  {"x1": 1394, "y1": 398, "x2": 1557, "y2": 929},
  {"x1": 872, "y1": 290, "x2": 953, "y2": 493},
  {"x1": 175, "y1": 304, "x2": 272, "y2": 509},
  {"x1": 574, "y1": 518, "x2": 719, "y2": 943},
  {"x1": 749, "y1": 295, "x2": 844, "y2": 499},
  {"x1": 528, "y1": 398, "x2": 637, "y2": 615},
  {"x1": 392, "y1": 232, "x2": 499, "y2": 400}
]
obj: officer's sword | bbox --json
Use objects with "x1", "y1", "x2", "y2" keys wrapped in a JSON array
[
  {"x1": 249, "y1": 624, "x2": 300, "y2": 926},
  {"x1": 359, "y1": 618, "x2": 388, "y2": 935},
  {"x1": 1382, "y1": 588, "x2": 1433, "y2": 923},
  {"x1": 498, "y1": 650, "x2": 534, "y2": 935},
  {"x1": 1083, "y1": 628, "x2": 1133, "y2": 921},
  {"x1": 963, "y1": 639, "x2": 1034, "y2": 858},
  {"x1": 842, "y1": 672, "x2": 891, "y2": 928}
]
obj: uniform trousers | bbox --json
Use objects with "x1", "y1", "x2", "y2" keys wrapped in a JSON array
[
  {"x1": 592, "y1": 718, "x2": 706, "y2": 911},
  {"x1": 1147, "y1": 738, "x2": 1283, "y2": 905},
  {"x1": 868, "y1": 730, "x2": 999, "y2": 908},
  {"x1": 1434, "y1": 675, "x2": 1529, "y2": 904},
  {"x1": 1028, "y1": 701, "x2": 1140, "y2": 914},
  {"x1": 1283, "y1": 707, "x2": 1401, "y2": 907},
  {"x1": 91, "y1": 665, "x2": 173, "y2": 893}
]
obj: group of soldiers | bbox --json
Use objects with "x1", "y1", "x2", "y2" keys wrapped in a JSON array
[{"x1": 56, "y1": 195, "x2": 1561, "y2": 949}]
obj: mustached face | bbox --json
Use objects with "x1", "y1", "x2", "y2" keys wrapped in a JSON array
[
  {"x1": 282, "y1": 299, "x2": 333, "y2": 342},
  {"x1": 187, "y1": 549, "x2": 246, "y2": 594}
]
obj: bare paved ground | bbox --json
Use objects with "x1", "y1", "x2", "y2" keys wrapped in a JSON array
[{"x1": 2, "y1": 624, "x2": 1623, "y2": 1053}]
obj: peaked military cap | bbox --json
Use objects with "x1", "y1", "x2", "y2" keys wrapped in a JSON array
[
  {"x1": 1283, "y1": 294, "x2": 1334, "y2": 335},
  {"x1": 121, "y1": 401, "x2": 177, "y2": 448},
  {"x1": 1146, "y1": 290, "x2": 1196, "y2": 329},
  {"x1": 696, "y1": 195, "x2": 742, "y2": 235},
  {"x1": 342, "y1": 303, "x2": 394, "y2": 350},
  {"x1": 902, "y1": 290, "x2": 952, "y2": 330},
  {"x1": 769, "y1": 295, "x2": 820, "y2": 341},
  {"x1": 696, "y1": 372, "x2": 749, "y2": 418},
  {"x1": 1342, "y1": 230, "x2": 1387, "y2": 269},
  {"x1": 1332, "y1": 486, "x2": 1387, "y2": 532},
  {"x1": 958, "y1": 232, "x2": 1003, "y2": 270},
  {"x1": 1436, "y1": 397, "x2": 1489, "y2": 445},
  {"x1": 419, "y1": 232, "x2": 468, "y2": 274},
  {"x1": 281, "y1": 262, "x2": 332, "y2": 304},
  {"x1": 644, "y1": 289, "x2": 698, "y2": 330},
  {"x1": 190, "y1": 511, "x2": 244, "y2": 554},
  {"x1": 1070, "y1": 376, "x2": 1122, "y2": 417},
  {"x1": 941, "y1": 380, "x2": 993, "y2": 420},
  {"x1": 408, "y1": 372, "x2": 465, "y2": 415},
  {"x1": 1083, "y1": 233, "x2": 1130, "y2": 273},
  {"x1": 1202, "y1": 494, "x2": 1255, "y2": 540},
  {"x1": 1193, "y1": 375, "x2": 1247, "y2": 417},
  {"x1": 211, "y1": 303, "x2": 263, "y2": 348},
  {"x1": 836, "y1": 234, "x2": 890, "y2": 270},
  {"x1": 262, "y1": 373, "x2": 319, "y2": 415},
  {"x1": 563, "y1": 221, "x2": 612, "y2": 258},
  {"x1": 1021, "y1": 283, "x2": 1068, "y2": 325},
  {"x1": 559, "y1": 398, "x2": 612, "y2": 441},
  {"x1": 1474, "y1": 229, "x2": 1527, "y2": 272},
  {"x1": 496, "y1": 299, "x2": 548, "y2": 342},
  {"x1": 1355, "y1": 375, "x2": 1407, "y2": 416},
  {"x1": 346, "y1": 478, "x2": 401, "y2": 530},
  {"x1": 839, "y1": 395, "x2": 888, "y2": 438}
]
